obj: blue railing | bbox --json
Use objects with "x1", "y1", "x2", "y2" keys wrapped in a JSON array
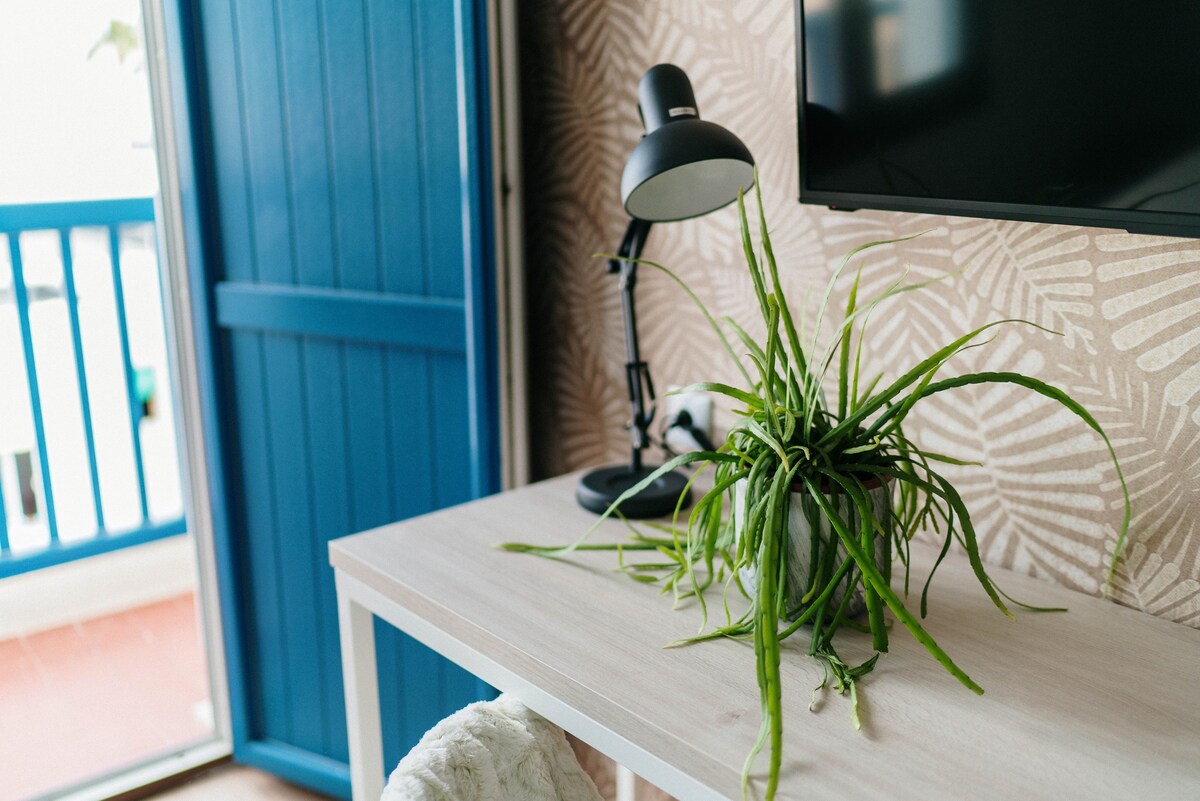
[{"x1": 0, "y1": 199, "x2": 186, "y2": 578}]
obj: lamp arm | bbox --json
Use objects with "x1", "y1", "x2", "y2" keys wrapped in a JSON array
[{"x1": 611, "y1": 217, "x2": 654, "y2": 472}]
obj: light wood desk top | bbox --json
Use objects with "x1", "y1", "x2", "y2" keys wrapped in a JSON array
[{"x1": 329, "y1": 474, "x2": 1200, "y2": 801}]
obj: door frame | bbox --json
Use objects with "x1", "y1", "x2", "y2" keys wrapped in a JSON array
[
  {"x1": 59, "y1": 0, "x2": 529, "y2": 797},
  {"x1": 486, "y1": 0, "x2": 531, "y2": 490},
  {"x1": 46, "y1": 0, "x2": 239, "y2": 795}
]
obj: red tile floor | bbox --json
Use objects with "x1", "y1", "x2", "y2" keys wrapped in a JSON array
[{"x1": 0, "y1": 594, "x2": 212, "y2": 801}]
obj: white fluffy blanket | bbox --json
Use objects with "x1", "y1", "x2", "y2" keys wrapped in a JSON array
[{"x1": 382, "y1": 694, "x2": 605, "y2": 801}]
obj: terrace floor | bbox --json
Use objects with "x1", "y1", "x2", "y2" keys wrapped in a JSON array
[
  {"x1": 154, "y1": 765, "x2": 328, "y2": 800},
  {"x1": 0, "y1": 592, "x2": 211, "y2": 801}
]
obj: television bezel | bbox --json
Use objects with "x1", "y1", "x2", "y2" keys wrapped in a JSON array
[{"x1": 793, "y1": 0, "x2": 1200, "y2": 238}]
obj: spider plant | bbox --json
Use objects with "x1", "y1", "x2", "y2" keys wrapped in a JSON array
[{"x1": 501, "y1": 178, "x2": 1130, "y2": 801}]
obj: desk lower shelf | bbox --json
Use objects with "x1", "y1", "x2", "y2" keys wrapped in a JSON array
[{"x1": 330, "y1": 474, "x2": 1200, "y2": 801}]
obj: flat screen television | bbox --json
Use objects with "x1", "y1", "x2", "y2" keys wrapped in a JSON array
[{"x1": 796, "y1": 0, "x2": 1200, "y2": 237}]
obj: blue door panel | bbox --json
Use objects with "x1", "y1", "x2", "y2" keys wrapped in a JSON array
[
  {"x1": 225, "y1": 322, "x2": 492, "y2": 780},
  {"x1": 171, "y1": 0, "x2": 500, "y2": 794}
]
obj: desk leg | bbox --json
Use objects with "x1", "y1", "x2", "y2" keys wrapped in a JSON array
[
  {"x1": 337, "y1": 573, "x2": 385, "y2": 801},
  {"x1": 616, "y1": 765, "x2": 636, "y2": 801}
]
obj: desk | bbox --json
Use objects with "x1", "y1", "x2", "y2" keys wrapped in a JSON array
[{"x1": 330, "y1": 474, "x2": 1200, "y2": 801}]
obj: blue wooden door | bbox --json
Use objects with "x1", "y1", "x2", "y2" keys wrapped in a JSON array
[{"x1": 163, "y1": 0, "x2": 499, "y2": 796}]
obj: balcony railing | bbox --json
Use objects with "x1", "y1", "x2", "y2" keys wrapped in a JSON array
[{"x1": 0, "y1": 199, "x2": 185, "y2": 578}]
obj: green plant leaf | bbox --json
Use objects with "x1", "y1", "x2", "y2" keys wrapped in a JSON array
[
  {"x1": 889, "y1": 370, "x2": 1132, "y2": 591},
  {"x1": 670, "y1": 382, "x2": 764, "y2": 410},
  {"x1": 801, "y1": 476, "x2": 985, "y2": 695},
  {"x1": 737, "y1": 189, "x2": 774, "y2": 326},
  {"x1": 496, "y1": 450, "x2": 737, "y2": 557},
  {"x1": 753, "y1": 175, "x2": 811, "y2": 401},
  {"x1": 819, "y1": 318, "x2": 1060, "y2": 450},
  {"x1": 837, "y1": 266, "x2": 862, "y2": 420}
]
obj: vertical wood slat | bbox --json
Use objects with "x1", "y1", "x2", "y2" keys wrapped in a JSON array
[
  {"x1": 60, "y1": 230, "x2": 106, "y2": 533},
  {"x1": 304, "y1": 339, "x2": 351, "y2": 759},
  {"x1": 276, "y1": 0, "x2": 333, "y2": 290},
  {"x1": 410, "y1": 0, "x2": 434, "y2": 299},
  {"x1": 342, "y1": 345, "x2": 390, "y2": 534},
  {"x1": 320, "y1": 0, "x2": 377, "y2": 294},
  {"x1": 234, "y1": 0, "x2": 289, "y2": 288},
  {"x1": 431, "y1": 353, "x2": 472, "y2": 512},
  {"x1": 7, "y1": 233, "x2": 59, "y2": 543},
  {"x1": 365, "y1": 0, "x2": 423, "y2": 298},
  {"x1": 415, "y1": 1, "x2": 465, "y2": 300},
  {"x1": 229, "y1": 331, "x2": 291, "y2": 741},
  {"x1": 107, "y1": 226, "x2": 150, "y2": 523},
  {"x1": 198, "y1": 0, "x2": 253, "y2": 288},
  {"x1": 386, "y1": 352, "x2": 435, "y2": 524},
  {"x1": 263, "y1": 332, "x2": 326, "y2": 753}
]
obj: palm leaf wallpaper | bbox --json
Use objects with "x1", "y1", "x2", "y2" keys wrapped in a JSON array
[{"x1": 518, "y1": 0, "x2": 1200, "y2": 628}]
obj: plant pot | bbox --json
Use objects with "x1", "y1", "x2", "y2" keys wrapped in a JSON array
[{"x1": 734, "y1": 477, "x2": 893, "y2": 620}]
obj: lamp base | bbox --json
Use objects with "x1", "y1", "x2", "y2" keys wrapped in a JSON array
[{"x1": 576, "y1": 464, "x2": 692, "y2": 519}]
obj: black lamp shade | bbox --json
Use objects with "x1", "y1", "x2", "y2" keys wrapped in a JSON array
[
  {"x1": 621, "y1": 121, "x2": 756, "y2": 221},
  {"x1": 620, "y1": 64, "x2": 755, "y2": 222}
]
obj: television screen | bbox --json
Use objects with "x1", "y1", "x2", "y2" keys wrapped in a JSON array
[{"x1": 797, "y1": 0, "x2": 1200, "y2": 236}]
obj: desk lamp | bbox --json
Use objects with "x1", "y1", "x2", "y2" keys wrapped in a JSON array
[{"x1": 576, "y1": 63, "x2": 755, "y2": 518}]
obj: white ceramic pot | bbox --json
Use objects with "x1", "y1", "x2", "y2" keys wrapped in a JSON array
[{"x1": 734, "y1": 477, "x2": 893, "y2": 619}]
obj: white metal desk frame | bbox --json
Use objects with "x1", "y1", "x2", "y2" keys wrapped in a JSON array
[{"x1": 335, "y1": 572, "x2": 716, "y2": 801}]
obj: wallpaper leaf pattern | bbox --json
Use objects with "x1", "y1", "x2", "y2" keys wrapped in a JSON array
[
  {"x1": 948, "y1": 218, "x2": 1099, "y2": 353},
  {"x1": 518, "y1": 1, "x2": 1200, "y2": 794},
  {"x1": 1095, "y1": 234, "x2": 1200, "y2": 412}
]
